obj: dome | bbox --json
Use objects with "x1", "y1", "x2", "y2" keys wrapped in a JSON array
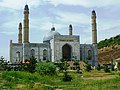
[{"x1": 43, "y1": 27, "x2": 60, "y2": 42}]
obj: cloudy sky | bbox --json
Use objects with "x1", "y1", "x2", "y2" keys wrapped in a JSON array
[{"x1": 0, "y1": 0, "x2": 120, "y2": 60}]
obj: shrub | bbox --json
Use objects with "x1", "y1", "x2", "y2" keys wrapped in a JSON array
[
  {"x1": 111, "y1": 62, "x2": 114, "y2": 71},
  {"x1": 83, "y1": 60, "x2": 92, "y2": 72},
  {"x1": 62, "y1": 71, "x2": 72, "y2": 82},
  {"x1": 22, "y1": 56, "x2": 37, "y2": 73},
  {"x1": 36, "y1": 62, "x2": 56, "y2": 75},
  {"x1": 104, "y1": 64, "x2": 110, "y2": 72},
  {"x1": 86, "y1": 64, "x2": 92, "y2": 72},
  {"x1": 73, "y1": 61, "x2": 80, "y2": 73},
  {"x1": 97, "y1": 64, "x2": 101, "y2": 71}
]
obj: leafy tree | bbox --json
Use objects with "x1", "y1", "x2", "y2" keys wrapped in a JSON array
[{"x1": 36, "y1": 62, "x2": 56, "y2": 75}]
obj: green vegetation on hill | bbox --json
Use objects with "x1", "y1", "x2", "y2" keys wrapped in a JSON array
[{"x1": 98, "y1": 34, "x2": 120, "y2": 49}]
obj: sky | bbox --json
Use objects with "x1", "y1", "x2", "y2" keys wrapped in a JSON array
[{"x1": 0, "y1": 0, "x2": 120, "y2": 60}]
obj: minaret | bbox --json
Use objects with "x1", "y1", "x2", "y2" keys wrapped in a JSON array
[
  {"x1": 91, "y1": 10, "x2": 98, "y2": 68},
  {"x1": 10, "y1": 40, "x2": 12, "y2": 63},
  {"x1": 23, "y1": 4, "x2": 29, "y2": 43},
  {"x1": 92, "y1": 10, "x2": 97, "y2": 44},
  {"x1": 18, "y1": 22, "x2": 22, "y2": 43},
  {"x1": 69, "y1": 24, "x2": 72, "y2": 35},
  {"x1": 51, "y1": 26, "x2": 55, "y2": 31}
]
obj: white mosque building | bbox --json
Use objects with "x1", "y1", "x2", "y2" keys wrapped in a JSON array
[{"x1": 10, "y1": 5, "x2": 98, "y2": 67}]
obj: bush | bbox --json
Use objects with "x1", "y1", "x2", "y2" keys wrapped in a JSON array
[
  {"x1": 104, "y1": 64, "x2": 110, "y2": 72},
  {"x1": 111, "y1": 63, "x2": 114, "y2": 71},
  {"x1": 62, "y1": 71, "x2": 72, "y2": 82},
  {"x1": 83, "y1": 60, "x2": 92, "y2": 72},
  {"x1": 55, "y1": 63, "x2": 65, "y2": 72},
  {"x1": 97, "y1": 64, "x2": 101, "y2": 71},
  {"x1": 22, "y1": 56, "x2": 37, "y2": 73},
  {"x1": 73, "y1": 61, "x2": 80, "y2": 73},
  {"x1": 86, "y1": 64, "x2": 92, "y2": 72},
  {"x1": 36, "y1": 62, "x2": 56, "y2": 75}
]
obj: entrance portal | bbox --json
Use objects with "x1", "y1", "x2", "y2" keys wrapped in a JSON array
[{"x1": 62, "y1": 44, "x2": 71, "y2": 61}]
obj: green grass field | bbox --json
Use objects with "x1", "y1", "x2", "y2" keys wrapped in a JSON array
[{"x1": 0, "y1": 70, "x2": 120, "y2": 90}]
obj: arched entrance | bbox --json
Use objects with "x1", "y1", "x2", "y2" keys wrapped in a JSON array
[{"x1": 62, "y1": 44, "x2": 72, "y2": 61}]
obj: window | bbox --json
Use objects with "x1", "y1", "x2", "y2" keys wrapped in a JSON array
[
  {"x1": 80, "y1": 48, "x2": 82, "y2": 60},
  {"x1": 16, "y1": 51, "x2": 20, "y2": 62},
  {"x1": 31, "y1": 49, "x2": 35, "y2": 56},
  {"x1": 43, "y1": 49, "x2": 48, "y2": 60},
  {"x1": 88, "y1": 50, "x2": 92, "y2": 60}
]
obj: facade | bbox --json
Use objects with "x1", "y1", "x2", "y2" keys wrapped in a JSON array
[{"x1": 10, "y1": 5, "x2": 98, "y2": 67}]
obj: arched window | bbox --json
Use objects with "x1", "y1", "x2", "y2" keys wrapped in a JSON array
[
  {"x1": 16, "y1": 51, "x2": 20, "y2": 62},
  {"x1": 62, "y1": 44, "x2": 72, "y2": 61},
  {"x1": 31, "y1": 49, "x2": 35, "y2": 56},
  {"x1": 43, "y1": 49, "x2": 48, "y2": 60},
  {"x1": 80, "y1": 48, "x2": 82, "y2": 60},
  {"x1": 88, "y1": 50, "x2": 92, "y2": 60}
]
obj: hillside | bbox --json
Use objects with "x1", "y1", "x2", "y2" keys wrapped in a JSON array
[
  {"x1": 98, "y1": 34, "x2": 120, "y2": 64},
  {"x1": 98, "y1": 34, "x2": 120, "y2": 49},
  {"x1": 98, "y1": 45, "x2": 120, "y2": 64}
]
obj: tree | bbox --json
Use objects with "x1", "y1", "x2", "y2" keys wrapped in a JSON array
[
  {"x1": 83, "y1": 60, "x2": 92, "y2": 72},
  {"x1": 104, "y1": 64, "x2": 110, "y2": 72},
  {"x1": 22, "y1": 56, "x2": 37, "y2": 73},
  {"x1": 0, "y1": 56, "x2": 4, "y2": 70},
  {"x1": 36, "y1": 62, "x2": 56, "y2": 75},
  {"x1": 62, "y1": 71, "x2": 72, "y2": 82},
  {"x1": 59, "y1": 59, "x2": 72, "y2": 81},
  {"x1": 111, "y1": 60, "x2": 114, "y2": 71},
  {"x1": 97, "y1": 64, "x2": 101, "y2": 71},
  {"x1": 0, "y1": 56, "x2": 7, "y2": 70},
  {"x1": 56, "y1": 58, "x2": 69, "y2": 72},
  {"x1": 28, "y1": 56, "x2": 37, "y2": 73},
  {"x1": 73, "y1": 61, "x2": 80, "y2": 72}
]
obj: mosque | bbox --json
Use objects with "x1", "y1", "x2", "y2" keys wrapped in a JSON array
[{"x1": 10, "y1": 5, "x2": 98, "y2": 67}]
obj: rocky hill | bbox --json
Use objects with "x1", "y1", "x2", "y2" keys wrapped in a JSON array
[
  {"x1": 98, "y1": 34, "x2": 120, "y2": 64},
  {"x1": 98, "y1": 45, "x2": 120, "y2": 64}
]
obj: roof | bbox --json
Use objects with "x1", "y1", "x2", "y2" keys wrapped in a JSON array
[{"x1": 43, "y1": 28, "x2": 60, "y2": 42}]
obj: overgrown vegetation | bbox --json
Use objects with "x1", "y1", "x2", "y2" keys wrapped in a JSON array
[
  {"x1": 36, "y1": 62, "x2": 56, "y2": 75},
  {"x1": 1, "y1": 71, "x2": 120, "y2": 90},
  {"x1": 98, "y1": 34, "x2": 120, "y2": 49}
]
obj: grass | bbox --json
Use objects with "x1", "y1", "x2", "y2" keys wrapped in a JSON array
[{"x1": 0, "y1": 70, "x2": 120, "y2": 90}]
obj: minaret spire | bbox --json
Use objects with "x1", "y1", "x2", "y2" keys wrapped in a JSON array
[
  {"x1": 18, "y1": 22, "x2": 22, "y2": 43},
  {"x1": 23, "y1": 4, "x2": 29, "y2": 43},
  {"x1": 69, "y1": 24, "x2": 72, "y2": 35},
  {"x1": 92, "y1": 10, "x2": 97, "y2": 44},
  {"x1": 51, "y1": 25, "x2": 55, "y2": 31}
]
